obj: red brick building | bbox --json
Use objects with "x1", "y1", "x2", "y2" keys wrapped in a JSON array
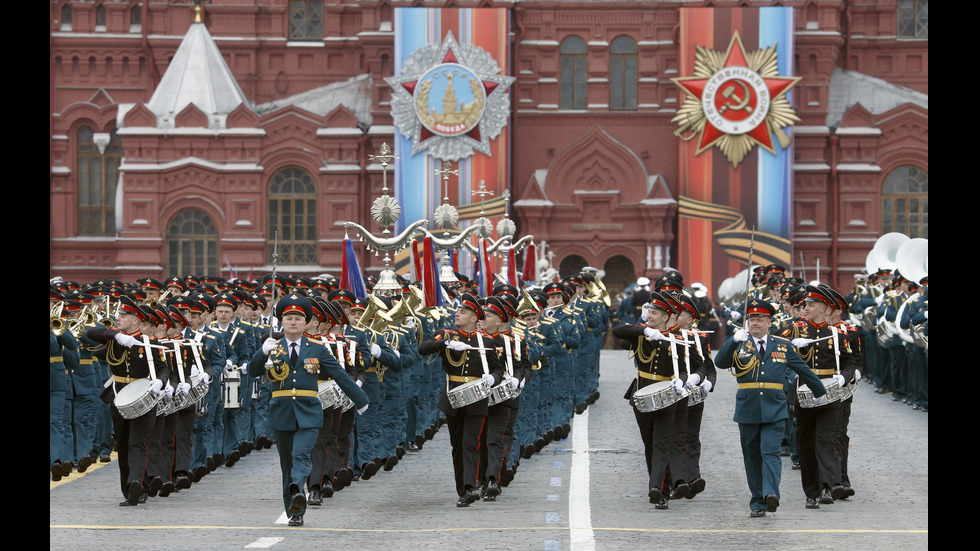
[{"x1": 49, "y1": 0, "x2": 927, "y2": 299}]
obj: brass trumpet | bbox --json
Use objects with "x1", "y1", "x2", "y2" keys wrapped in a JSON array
[{"x1": 51, "y1": 317, "x2": 67, "y2": 336}]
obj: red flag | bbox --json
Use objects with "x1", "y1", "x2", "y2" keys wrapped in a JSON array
[
  {"x1": 522, "y1": 242, "x2": 536, "y2": 284},
  {"x1": 410, "y1": 239, "x2": 422, "y2": 282},
  {"x1": 507, "y1": 248, "x2": 518, "y2": 288}
]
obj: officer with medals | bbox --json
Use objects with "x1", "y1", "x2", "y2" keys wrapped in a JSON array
[
  {"x1": 249, "y1": 293, "x2": 369, "y2": 527},
  {"x1": 780, "y1": 285, "x2": 857, "y2": 508},
  {"x1": 85, "y1": 295, "x2": 170, "y2": 506},
  {"x1": 418, "y1": 293, "x2": 504, "y2": 507},
  {"x1": 716, "y1": 298, "x2": 829, "y2": 517},
  {"x1": 612, "y1": 291, "x2": 690, "y2": 510}
]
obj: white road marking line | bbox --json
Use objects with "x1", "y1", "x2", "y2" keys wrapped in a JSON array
[
  {"x1": 274, "y1": 512, "x2": 288, "y2": 525},
  {"x1": 245, "y1": 537, "x2": 284, "y2": 548},
  {"x1": 569, "y1": 408, "x2": 595, "y2": 551}
]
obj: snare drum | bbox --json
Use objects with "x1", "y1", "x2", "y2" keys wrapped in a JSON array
[
  {"x1": 339, "y1": 391, "x2": 355, "y2": 412},
  {"x1": 446, "y1": 379, "x2": 491, "y2": 409},
  {"x1": 177, "y1": 375, "x2": 209, "y2": 411},
  {"x1": 632, "y1": 380, "x2": 687, "y2": 413},
  {"x1": 687, "y1": 384, "x2": 707, "y2": 406},
  {"x1": 223, "y1": 369, "x2": 242, "y2": 410},
  {"x1": 317, "y1": 380, "x2": 343, "y2": 410},
  {"x1": 488, "y1": 382, "x2": 520, "y2": 406},
  {"x1": 797, "y1": 377, "x2": 841, "y2": 408},
  {"x1": 113, "y1": 378, "x2": 161, "y2": 420},
  {"x1": 156, "y1": 393, "x2": 176, "y2": 416}
]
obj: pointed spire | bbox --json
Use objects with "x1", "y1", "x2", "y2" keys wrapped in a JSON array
[{"x1": 144, "y1": 3, "x2": 250, "y2": 129}]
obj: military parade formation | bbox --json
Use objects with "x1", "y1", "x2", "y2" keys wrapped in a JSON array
[{"x1": 49, "y1": 230, "x2": 926, "y2": 524}]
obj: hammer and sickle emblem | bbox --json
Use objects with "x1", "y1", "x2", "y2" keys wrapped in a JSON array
[{"x1": 719, "y1": 80, "x2": 753, "y2": 114}]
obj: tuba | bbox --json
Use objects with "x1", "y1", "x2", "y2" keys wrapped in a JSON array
[
  {"x1": 516, "y1": 289, "x2": 539, "y2": 316},
  {"x1": 356, "y1": 294, "x2": 393, "y2": 333}
]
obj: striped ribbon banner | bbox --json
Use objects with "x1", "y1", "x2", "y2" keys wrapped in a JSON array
[
  {"x1": 676, "y1": 6, "x2": 797, "y2": 292},
  {"x1": 392, "y1": 7, "x2": 512, "y2": 282}
]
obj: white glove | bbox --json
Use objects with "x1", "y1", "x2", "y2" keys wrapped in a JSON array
[
  {"x1": 371, "y1": 343, "x2": 382, "y2": 358},
  {"x1": 114, "y1": 332, "x2": 139, "y2": 347},
  {"x1": 791, "y1": 338, "x2": 812, "y2": 348},
  {"x1": 506, "y1": 376, "x2": 520, "y2": 390},
  {"x1": 643, "y1": 327, "x2": 663, "y2": 340},
  {"x1": 446, "y1": 340, "x2": 472, "y2": 352},
  {"x1": 900, "y1": 331, "x2": 914, "y2": 343},
  {"x1": 357, "y1": 403, "x2": 369, "y2": 415},
  {"x1": 672, "y1": 378, "x2": 685, "y2": 394},
  {"x1": 833, "y1": 374, "x2": 846, "y2": 387},
  {"x1": 924, "y1": 311, "x2": 928, "y2": 319},
  {"x1": 177, "y1": 382, "x2": 191, "y2": 396},
  {"x1": 875, "y1": 294, "x2": 885, "y2": 306},
  {"x1": 393, "y1": 349, "x2": 401, "y2": 358},
  {"x1": 733, "y1": 328, "x2": 750, "y2": 342},
  {"x1": 730, "y1": 310, "x2": 742, "y2": 320},
  {"x1": 239, "y1": 363, "x2": 248, "y2": 374},
  {"x1": 405, "y1": 318, "x2": 415, "y2": 328},
  {"x1": 200, "y1": 372, "x2": 211, "y2": 385},
  {"x1": 261, "y1": 338, "x2": 278, "y2": 355},
  {"x1": 640, "y1": 304, "x2": 652, "y2": 322},
  {"x1": 225, "y1": 358, "x2": 234, "y2": 368},
  {"x1": 149, "y1": 378, "x2": 164, "y2": 396},
  {"x1": 164, "y1": 383, "x2": 175, "y2": 398},
  {"x1": 699, "y1": 380, "x2": 713, "y2": 393},
  {"x1": 355, "y1": 379, "x2": 363, "y2": 388},
  {"x1": 812, "y1": 393, "x2": 829, "y2": 406},
  {"x1": 685, "y1": 373, "x2": 701, "y2": 388},
  {"x1": 482, "y1": 373, "x2": 496, "y2": 387},
  {"x1": 519, "y1": 378, "x2": 526, "y2": 389},
  {"x1": 854, "y1": 369, "x2": 862, "y2": 382}
]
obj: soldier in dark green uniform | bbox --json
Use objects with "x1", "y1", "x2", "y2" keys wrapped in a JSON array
[
  {"x1": 249, "y1": 293, "x2": 369, "y2": 527},
  {"x1": 715, "y1": 298, "x2": 828, "y2": 517}
]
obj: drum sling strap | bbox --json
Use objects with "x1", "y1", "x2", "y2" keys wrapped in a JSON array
[{"x1": 445, "y1": 332, "x2": 490, "y2": 395}]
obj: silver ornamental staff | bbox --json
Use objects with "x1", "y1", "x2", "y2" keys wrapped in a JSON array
[{"x1": 742, "y1": 225, "x2": 756, "y2": 328}]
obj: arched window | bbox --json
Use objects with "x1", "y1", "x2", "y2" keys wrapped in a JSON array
[
  {"x1": 559, "y1": 254, "x2": 588, "y2": 277},
  {"x1": 882, "y1": 165, "x2": 928, "y2": 238},
  {"x1": 61, "y1": 4, "x2": 72, "y2": 31},
  {"x1": 610, "y1": 36, "x2": 637, "y2": 110},
  {"x1": 560, "y1": 36, "x2": 587, "y2": 110},
  {"x1": 289, "y1": 0, "x2": 323, "y2": 41},
  {"x1": 268, "y1": 167, "x2": 318, "y2": 264},
  {"x1": 130, "y1": 4, "x2": 142, "y2": 33},
  {"x1": 95, "y1": 3, "x2": 106, "y2": 31},
  {"x1": 77, "y1": 126, "x2": 123, "y2": 236},
  {"x1": 167, "y1": 208, "x2": 218, "y2": 276}
]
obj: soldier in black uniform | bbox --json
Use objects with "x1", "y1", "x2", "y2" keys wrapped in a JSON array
[
  {"x1": 418, "y1": 293, "x2": 504, "y2": 507},
  {"x1": 478, "y1": 295, "x2": 530, "y2": 501},
  {"x1": 612, "y1": 291, "x2": 690, "y2": 510},
  {"x1": 780, "y1": 285, "x2": 858, "y2": 509},
  {"x1": 85, "y1": 295, "x2": 170, "y2": 506}
]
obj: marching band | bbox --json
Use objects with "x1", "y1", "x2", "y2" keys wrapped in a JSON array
[{"x1": 49, "y1": 229, "x2": 926, "y2": 522}]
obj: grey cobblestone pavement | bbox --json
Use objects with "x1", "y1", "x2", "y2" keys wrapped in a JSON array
[{"x1": 50, "y1": 349, "x2": 927, "y2": 550}]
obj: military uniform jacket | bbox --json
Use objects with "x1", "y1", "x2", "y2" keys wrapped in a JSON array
[
  {"x1": 85, "y1": 327, "x2": 171, "y2": 405},
  {"x1": 184, "y1": 326, "x2": 226, "y2": 383},
  {"x1": 418, "y1": 328, "x2": 504, "y2": 417},
  {"x1": 70, "y1": 332, "x2": 101, "y2": 397},
  {"x1": 248, "y1": 336, "x2": 369, "y2": 431},
  {"x1": 780, "y1": 319, "x2": 858, "y2": 400},
  {"x1": 716, "y1": 334, "x2": 827, "y2": 424},
  {"x1": 682, "y1": 329, "x2": 717, "y2": 390},
  {"x1": 612, "y1": 323, "x2": 689, "y2": 403},
  {"x1": 534, "y1": 314, "x2": 565, "y2": 368},
  {"x1": 489, "y1": 329, "x2": 532, "y2": 408},
  {"x1": 50, "y1": 330, "x2": 78, "y2": 393}
]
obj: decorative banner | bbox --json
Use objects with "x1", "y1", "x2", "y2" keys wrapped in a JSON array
[
  {"x1": 506, "y1": 247, "x2": 518, "y2": 288},
  {"x1": 389, "y1": 7, "x2": 513, "y2": 285},
  {"x1": 673, "y1": 7, "x2": 797, "y2": 293},
  {"x1": 521, "y1": 241, "x2": 536, "y2": 285},
  {"x1": 341, "y1": 238, "x2": 368, "y2": 299}
]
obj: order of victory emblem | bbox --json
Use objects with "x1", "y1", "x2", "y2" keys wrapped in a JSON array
[
  {"x1": 386, "y1": 32, "x2": 515, "y2": 161},
  {"x1": 671, "y1": 32, "x2": 801, "y2": 167}
]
